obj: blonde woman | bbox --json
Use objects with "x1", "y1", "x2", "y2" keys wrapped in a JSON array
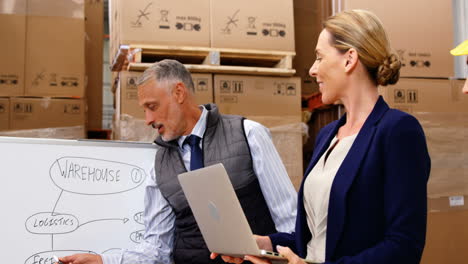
[{"x1": 213, "y1": 9, "x2": 431, "y2": 264}]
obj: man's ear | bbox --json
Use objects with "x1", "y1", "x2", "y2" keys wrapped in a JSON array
[
  {"x1": 173, "y1": 82, "x2": 187, "y2": 104},
  {"x1": 344, "y1": 48, "x2": 358, "y2": 73}
]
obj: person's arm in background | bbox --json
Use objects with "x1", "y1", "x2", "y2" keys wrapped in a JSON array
[
  {"x1": 102, "y1": 166, "x2": 176, "y2": 264},
  {"x1": 61, "y1": 166, "x2": 176, "y2": 264},
  {"x1": 243, "y1": 119, "x2": 297, "y2": 233},
  {"x1": 243, "y1": 119, "x2": 298, "y2": 246}
]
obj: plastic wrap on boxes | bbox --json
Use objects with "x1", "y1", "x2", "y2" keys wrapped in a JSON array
[
  {"x1": 113, "y1": 114, "x2": 158, "y2": 142},
  {"x1": 413, "y1": 112, "x2": 468, "y2": 212},
  {"x1": 244, "y1": 115, "x2": 307, "y2": 190},
  {"x1": 268, "y1": 122, "x2": 308, "y2": 190},
  {"x1": 0, "y1": 126, "x2": 86, "y2": 139},
  {"x1": 0, "y1": 0, "x2": 27, "y2": 14},
  {"x1": 110, "y1": 46, "x2": 141, "y2": 72}
]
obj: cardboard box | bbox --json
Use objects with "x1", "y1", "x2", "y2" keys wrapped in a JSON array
[
  {"x1": 0, "y1": 125, "x2": 86, "y2": 139},
  {"x1": 0, "y1": 0, "x2": 26, "y2": 96},
  {"x1": 422, "y1": 210, "x2": 468, "y2": 264},
  {"x1": 214, "y1": 75, "x2": 301, "y2": 117},
  {"x1": 111, "y1": 0, "x2": 210, "y2": 48},
  {"x1": 340, "y1": 0, "x2": 462, "y2": 78},
  {"x1": 24, "y1": 0, "x2": 86, "y2": 97},
  {"x1": 116, "y1": 71, "x2": 214, "y2": 120},
  {"x1": 10, "y1": 97, "x2": 86, "y2": 130},
  {"x1": 293, "y1": 0, "x2": 333, "y2": 96},
  {"x1": 214, "y1": 75, "x2": 303, "y2": 189},
  {"x1": 378, "y1": 79, "x2": 468, "y2": 263},
  {"x1": 379, "y1": 79, "x2": 468, "y2": 209},
  {"x1": 378, "y1": 79, "x2": 468, "y2": 114},
  {"x1": 0, "y1": 97, "x2": 10, "y2": 130},
  {"x1": 210, "y1": 0, "x2": 295, "y2": 52},
  {"x1": 85, "y1": 0, "x2": 104, "y2": 130}
]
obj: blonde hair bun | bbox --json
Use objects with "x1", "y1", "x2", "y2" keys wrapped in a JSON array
[{"x1": 377, "y1": 53, "x2": 401, "y2": 86}]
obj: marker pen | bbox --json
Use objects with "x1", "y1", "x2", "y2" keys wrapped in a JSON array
[{"x1": 53, "y1": 255, "x2": 64, "y2": 264}]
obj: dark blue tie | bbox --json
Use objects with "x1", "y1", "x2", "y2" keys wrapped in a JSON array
[{"x1": 185, "y1": 135, "x2": 203, "y2": 171}]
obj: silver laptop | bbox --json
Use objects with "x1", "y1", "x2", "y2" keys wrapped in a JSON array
[{"x1": 178, "y1": 163, "x2": 316, "y2": 263}]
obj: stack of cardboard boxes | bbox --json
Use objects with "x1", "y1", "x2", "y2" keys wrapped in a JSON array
[
  {"x1": 111, "y1": 0, "x2": 304, "y2": 189},
  {"x1": 0, "y1": 0, "x2": 87, "y2": 137},
  {"x1": 341, "y1": 0, "x2": 468, "y2": 263}
]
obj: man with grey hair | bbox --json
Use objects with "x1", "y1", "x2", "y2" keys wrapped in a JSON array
[{"x1": 59, "y1": 59, "x2": 297, "y2": 264}]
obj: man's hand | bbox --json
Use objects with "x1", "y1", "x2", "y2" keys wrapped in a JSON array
[
  {"x1": 58, "y1": 253, "x2": 103, "y2": 264},
  {"x1": 210, "y1": 253, "x2": 244, "y2": 264}
]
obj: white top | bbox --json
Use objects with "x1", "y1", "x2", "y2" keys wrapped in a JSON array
[
  {"x1": 303, "y1": 134, "x2": 358, "y2": 262},
  {"x1": 102, "y1": 106, "x2": 298, "y2": 264}
]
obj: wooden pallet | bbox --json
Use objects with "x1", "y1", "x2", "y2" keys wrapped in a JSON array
[{"x1": 113, "y1": 45, "x2": 296, "y2": 76}]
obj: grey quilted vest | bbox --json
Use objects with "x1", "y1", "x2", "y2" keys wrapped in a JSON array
[{"x1": 154, "y1": 104, "x2": 276, "y2": 264}]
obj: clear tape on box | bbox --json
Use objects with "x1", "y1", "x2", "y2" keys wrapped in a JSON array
[
  {"x1": 0, "y1": 126, "x2": 86, "y2": 139},
  {"x1": 113, "y1": 114, "x2": 158, "y2": 142},
  {"x1": 413, "y1": 112, "x2": 468, "y2": 212}
]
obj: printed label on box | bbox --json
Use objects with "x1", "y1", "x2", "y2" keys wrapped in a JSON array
[
  {"x1": 220, "y1": 80, "x2": 231, "y2": 93},
  {"x1": 61, "y1": 76, "x2": 80, "y2": 88},
  {"x1": 32, "y1": 70, "x2": 47, "y2": 87},
  {"x1": 397, "y1": 49, "x2": 432, "y2": 70},
  {"x1": 158, "y1": 9, "x2": 170, "y2": 29},
  {"x1": 131, "y1": 2, "x2": 153, "y2": 28},
  {"x1": 222, "y1": 9, "x2": 240, "y2": 35},
  {"x1": 286, "y1": 83, "x2": 296, "y2": 96},
  {"x1": 407, "y1": 51, "x2": 431, "y2": 68},
  {"x1": 274, "y1": 82, "x2": 295, "y2": 95},
  {"x1": 394, "y1": 89, "x2": 405, "y2": 103},
  {"x1": 407, "y1": 90, "x2": 418, "y2": 103},
  {"x1": 126, "y1": 91, "x2": 138, "y2": 100},
  {"x1": 175, "y1": 15, "x2": 202, "y2": 32},
  {"x1": 220, "y1": 10, "x2": 287, "y2": 38},
  {"x1": 13, "y1": 103, "x2": 33, "y2": 114},
  {"x1": 127, "y1": 76, "x2": 138, "y2": 90},
  {"x1": 449, "y1": 196, "x2": 465, "y2": 207},
  {"x1": 396, "y1": 50, "x2": 407, "y2": 68},
  {"x1": 261, "y1": 22, "x2": 286, "y2": 38},
  {"x1": 64, "y1": 104, "x2": 81, "y2": 114},
  {"x1": 32, "y1": 72, "x2": 80, "y2": 88},
  {"x1": 0, "y1": 74, "x2": 19, "y2": 86},
  {"x1": 129, "y1": 3, "x2": 203, "y2": 33},
  {"x1": 232, "y1": 81, "x2": 243, "y2": 94},
  {"x1": 220, "y1": 95, "x2": 237, "y2": 103},
  {"x1": 246, "y1": 16, "x2": 257, "y2": 36},
  {"x1": 196, "y1": 78, "x2": 208, "y2": 91}
]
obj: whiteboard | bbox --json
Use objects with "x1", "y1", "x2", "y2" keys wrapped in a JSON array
[{"x1": 0, "y1": 137, "x2": 157, "y2": 264}]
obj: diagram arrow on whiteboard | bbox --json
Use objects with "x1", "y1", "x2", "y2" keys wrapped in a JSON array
[
  {"x1": 51, "y1": 190, "x2": 64, "y2": 215},
  {"x1": 78, "y1": 218, "x2": 129, "y2": 228}
]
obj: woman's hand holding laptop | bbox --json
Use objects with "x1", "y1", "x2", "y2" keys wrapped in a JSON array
[{"x1": 211, "y1": 235, "x2": 306, "y2": 264}]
